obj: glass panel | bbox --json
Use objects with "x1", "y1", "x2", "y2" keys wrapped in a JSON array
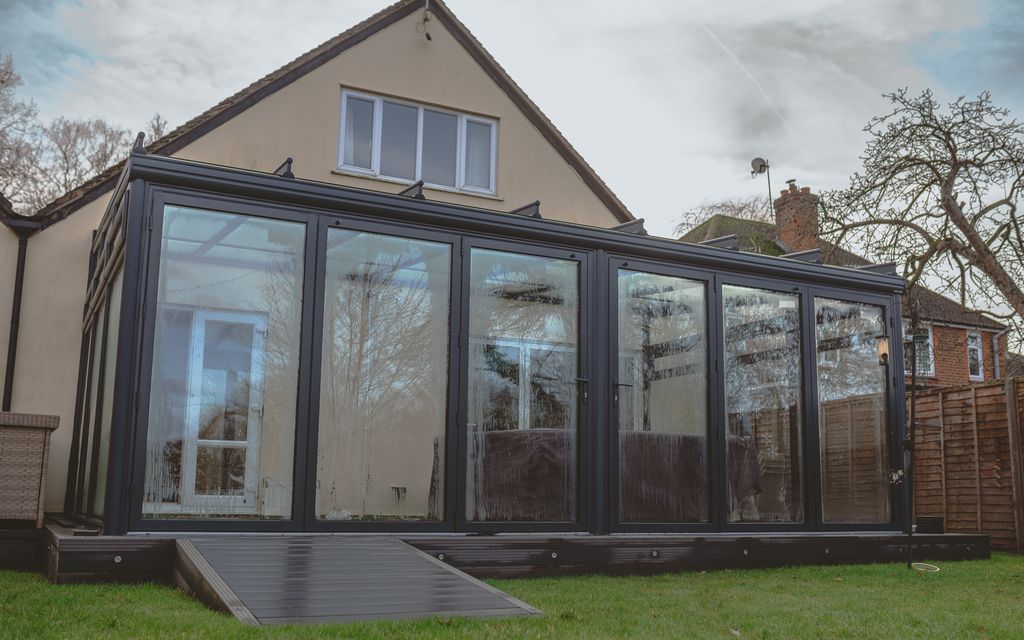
[
  {"x1": 380, "y1": 101, "x2": 418, "y2": 181},
  {"x1": 195, "y1": 447, "x2": 246, "y2": 496},
  {"x1": 815, "y1": 298, "x2": 890, "y2": 523},
  {"x1": 617, "y1": 270, "x2": 708, "y2": 523},
  {"x1": 342, "y1": 95, "x2": 374, "y2": 169},
  {"x1": 464, "y1": 120, "x2": 492, "y2": 190},
  {"x1": 196, "y1": 320, "x2": 254, "y2": 442},
  {"x1": 422, "y1": 110, "x2": 457, "y2": 187},
  {"x1": 78, "y1": 305, "x2": 105, "y2": 512},
  {"x1": 968, "y1": 334, "x2": 983, "y2": 378},
  {"x1": 723, "y1": 284, "x2": 804, "y2": 523},
  {"x1": 467, "y1": 248, "x2": 579, "y2": 522},
  {"x1": 316, "y1": 229, "x2": 451, "y2": 521},
  {"x1": 91, "y1": 273, "x2": 123, "y2": 516},
  {"x1": 143, "y1": 206, "x2": 305, "y2": 519}
]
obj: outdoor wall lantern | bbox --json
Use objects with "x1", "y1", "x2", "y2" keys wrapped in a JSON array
[{"x1": 876, "y1": 335, "x2": 890, "y2": 366}]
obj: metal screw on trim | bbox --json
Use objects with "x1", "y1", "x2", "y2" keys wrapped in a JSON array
[
  {"x1": 437, "y1": 553, "x2": 445, "y2": 561},
  {"x1": 113, "y1": 555, "x2": 123, "y2": 564},
  {"x1": 551, "y1": 552, "x2": 558, "y2": 559},
  {"x1": 651, "y1": 550, "x2": 659, "y2": 558},
  {"x1": 825, "y1": 548, "x2": 830, "y2": 555},
  {"x1": 743, "y1": 549, "x2": 749, "y2": 556}
]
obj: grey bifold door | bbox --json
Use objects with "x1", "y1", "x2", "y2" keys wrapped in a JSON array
[
  {"x1": 612, "y1": 261, "x2": 713, "y2": 528},
  {"x1": 462, "y1": 244, "x2": 586, "y2": 529}
]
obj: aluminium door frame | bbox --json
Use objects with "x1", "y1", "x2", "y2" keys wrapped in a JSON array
[
  {"x1": 605, "y1": 254, "x2": 721, "y2": 534},
  {"x1": 456, "y1": 235, "x2": 595, "y2": 534},
  {"x1": 126, "y1": 187, "x2": 318, "y2": 533},
  {"x1": 303, "y1": 213, "x2": 463, "y2": 533}
]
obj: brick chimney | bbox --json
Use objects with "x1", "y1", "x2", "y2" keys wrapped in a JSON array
[{"x1": 774, "y1": 180, "x2": 820, "y2": 253}]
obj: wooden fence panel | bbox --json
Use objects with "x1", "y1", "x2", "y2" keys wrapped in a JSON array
[{"x1": 912, "y1": 377, "x2": 1024, "y2": 550}]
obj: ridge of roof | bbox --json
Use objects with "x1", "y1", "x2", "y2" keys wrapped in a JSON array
[
  {"x1": 681, "y1": 213, "x2": 1005, "y2": 331},
  {"x1": 21, "y1": 0, "x2": 634, "y2": 231}
]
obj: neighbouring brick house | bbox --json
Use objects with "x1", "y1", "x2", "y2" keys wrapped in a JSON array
[{"x1": 680, "y1": 182, "x2": 1010, "y2": 389}]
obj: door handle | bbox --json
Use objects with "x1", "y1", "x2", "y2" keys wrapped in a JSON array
[
  {"x1": 575, "y1": 377, "x2": 590, "y2": 404},
  {"x1": 612, "y1": 379, "x2": 633, "y2": 408}
]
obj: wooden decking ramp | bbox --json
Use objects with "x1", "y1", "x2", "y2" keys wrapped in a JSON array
[{"x1": 173, "y1": 536, "x2": 539, "y2": 626}]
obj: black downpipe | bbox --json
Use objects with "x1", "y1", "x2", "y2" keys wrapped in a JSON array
[{"x1": 2, "y1": 221, "x2": 38, "y2": 411}]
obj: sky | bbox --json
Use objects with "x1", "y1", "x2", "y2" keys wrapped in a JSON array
[{"x1": 1, "y1": 0, "x2": 1022, "y2": 237}]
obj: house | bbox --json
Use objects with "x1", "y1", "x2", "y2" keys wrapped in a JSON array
[
  {"x1": 0, "y1": 0, "x2": 632, "y2": 517},
  {"x1": 679, "y1": 181, "x2": 1011, "y2": 390},
  {"x1": 0, "y1": 0, "x2": 934, "y2": 548}
]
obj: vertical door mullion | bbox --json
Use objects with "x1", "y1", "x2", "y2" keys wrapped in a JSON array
[
  {"x1": 801, "y1": 287, "x2": 823, "y2": 530},
  {"x1": 712, "y1": 274, "x2": 728, "y2": 531},
  {"x1": 301, "y1": 217, "x2": 328, "y2": 529}
]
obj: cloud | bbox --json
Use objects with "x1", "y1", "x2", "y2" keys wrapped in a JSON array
[{"x1": 0, "y1": 0, "x2": 1013, "y2": 235}]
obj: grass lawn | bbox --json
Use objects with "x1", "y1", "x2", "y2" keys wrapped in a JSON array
[{"x1": 2, "y1": 554, "x2": 1022, "y2": 639}]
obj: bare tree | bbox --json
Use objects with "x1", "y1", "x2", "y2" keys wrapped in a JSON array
[
  {"x1": 0, "y1": 55, "x2": 38, "y2": 207},
  {"x1": 147, "y1": 113, "x2": 169, "y2": 141},
  {"x1": 674, "y1": 194, "x2": 772, "y2": 237},
  {"x1": 20, "y1": 117, "x2": 132, "y2": 212},
  {"x1": 821, "y1": 90, "x2": 1024, "y2": 352},
  {"x1": 1, "y1": 54, "x2": 170, "y2": 214}
]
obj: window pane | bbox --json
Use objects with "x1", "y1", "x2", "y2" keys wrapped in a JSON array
[
  {"x1": 422, "y1": 110, "x2": 457, "y2": 187},
  {"x1": 617, "y1": 270, "x2": 709, "y2": 523},
  {"x1": 815, "y1": 298, "x2": 890, "y2": 523},
  {"x1": 464, "y1": 120, "x2": 492, "y2": 190},
  {"x1": 91, "y1": 273, "x2": 123, "y2": 516},
  {"x1": 78, "y1": 307, "x2": 105, "y2": 512},
  {"x1": 467, "y1": 248, "x2": 578, "y2": 522},
  {"x1": 316, "y1": 229, "x2": 451, "y2": 521},
  {"x1": 143, "y1": 206, "x2": 305, "y2": 519},
  {"x1": 342, "y1": 96, "x2": 374, "y2": 169},
  {"x1": 380, "y1": 101, "x2": 417, "y2": 180},
  {"x1": 903, "y1": 325, "x2": 932, "y2": 376},
  {"x1": 968, "y1": 334, "x2": 982, "y2": 378},
  {"x1": 723, "y1": 285, "x2": 804, "y2": 522}
]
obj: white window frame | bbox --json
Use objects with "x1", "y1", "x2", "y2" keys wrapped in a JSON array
[
  {"x1": 144, "y1": 309, "x2": 267, "y2": 516},
  {"x1": 903, "y1": 322, "x2": 935, "y2": 378},
  {"x1": 338, "y1": 89, "x2": 497, "y2": 195},
  {"x1": 967, "y1": 331, "x2": 984, "y2": 381}
]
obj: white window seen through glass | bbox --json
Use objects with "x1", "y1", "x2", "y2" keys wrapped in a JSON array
[{"x1": 338, "y1": 90, "x2": 496, "y2": 194}]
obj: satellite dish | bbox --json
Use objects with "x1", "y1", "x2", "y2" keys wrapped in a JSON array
[{"x1": 750, "y1": 157, "x2": 768, "y2": 175}]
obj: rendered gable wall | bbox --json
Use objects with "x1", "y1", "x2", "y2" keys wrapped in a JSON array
[{"x1": 175, "y1": 10, "x2": 621, "y2": 226}]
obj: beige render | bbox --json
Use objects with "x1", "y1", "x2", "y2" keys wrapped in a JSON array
[{"x1": 1, "y1": 9, "x2": 626, "y2": 511}]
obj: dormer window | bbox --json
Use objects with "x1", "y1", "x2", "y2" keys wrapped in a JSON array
[{"x1": 339, "y1": 89, "x2": 497, "y2": 195}]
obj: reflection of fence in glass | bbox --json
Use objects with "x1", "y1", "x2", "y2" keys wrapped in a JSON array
[
  {"x1": 815, "y1": 298, "x2": 889, "y2": 524},
  {"x1": 723, "y1": 285, "x2": 803, "y2": 523},
  {"x1": 616, "y1": 269, "x2": 709, "y2": 523},
  {"x1": 466, "y1": 248, "x2": 578, "y2": 522}
]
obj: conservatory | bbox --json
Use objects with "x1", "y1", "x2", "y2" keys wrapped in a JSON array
[{"x1": 67, "y1": 152, "x2": 907, "y2": 536}]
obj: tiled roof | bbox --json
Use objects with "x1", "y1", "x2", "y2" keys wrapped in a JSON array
[
  {"x1": 15, "y1": 0, "x2": 634, "y2": 232},
  {"x1": 680, "y1": 214, "x2": 1005, "y2": 331}
]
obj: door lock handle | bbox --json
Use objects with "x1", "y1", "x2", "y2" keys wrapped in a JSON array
[
  {"x1": 575, "y1": 377, "x2": 590, "y2": 404},
  {"x1": 612, "y1": 379, "x2": 633, "y2": 407}
]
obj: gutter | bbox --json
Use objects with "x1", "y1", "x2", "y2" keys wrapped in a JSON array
[{"x1": 2, "y1": 217, "x2": 41, "y2": 411}]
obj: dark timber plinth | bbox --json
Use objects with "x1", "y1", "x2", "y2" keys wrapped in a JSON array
[
  {"x1": 407, "y1": 532, "x2": 991, "y2": 578},
  {"x1": 174, "y1": 537, "x2": 539, "y2": 625}
]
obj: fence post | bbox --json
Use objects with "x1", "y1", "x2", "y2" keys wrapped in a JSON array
[
  {"x1": 938, "y1": 391, "x2": 947, "y2": 527},
  {"x1": 1006, "y1": 376, "x2": 1024, "y2": 552},
  {"x1": 971, "y1": 386, "x2": 982, "y2": 533}
]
